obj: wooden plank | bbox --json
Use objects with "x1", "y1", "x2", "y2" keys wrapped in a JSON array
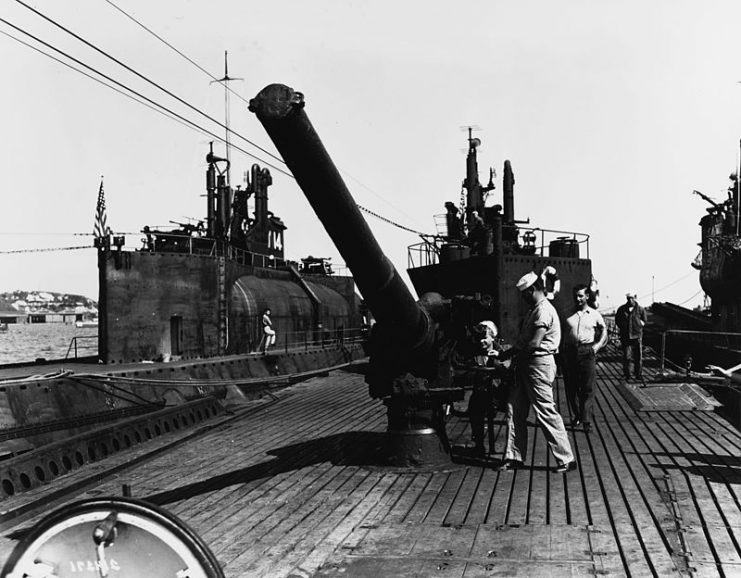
[
  {"x1": 285, "y1": 473, "x2": 403, "y2": 576},
  {"x1": 581, "y1": 404, "x2": 661, "y2": 575},
  {"x1": 236, "y1": 469, "x2": 384, "y2": 576},
  {"x1": 485, "y1": 468, "x2": 516, "y2": 525},
  {"x1": 595, "y1": 386, "x2": 689, "y2": 568},
  {"x1": 526, "y1": 464, "x2": 549, "y2": 525},
  {"x1": 410, "y1": 524, "x2": 478, "y2": 560},
  {"x1": 595, "y1": 375, "x2": 695, "y2": 574},
  {"x1": 206, "y1": 464, "x2": 355, "y2": 558},
  {"x1": 586, "y1": 524, "x2": 625, "y2": 576},
  {"x1": 598, "y1": 353, "x2": 729, "y2": 573},
  {"x1": 404, "y1": 471, "x2": 452, "y2": 524},
  {"x1": 219, "y1": 466, "x2": 370, "y2": 568},
  {"x1": 464, "y1": 467, "x2": 499, "y2": 525},
  {"x1": 654, "y1": 413, "x2": 741, "y2": 567},
  {"x1": 503, "y1": 414, "x2": 538, "y2": 526},
  {"x1": 333, "y1": 473, "x2": 416, "y2": 555},
  {"x1": 383, "y1": 473, "x2": 433, "y2": 524},
  {"x1": 444, "y1": 467, "x2": 484, "y2": 526},
  {"x1": 417, "y1": 468, "x2": 465, "y2": 525}
]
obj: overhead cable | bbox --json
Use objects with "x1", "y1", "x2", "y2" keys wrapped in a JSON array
[
  {"x1": 13, "y1": 0, "x2": 285, "y2": 166},
  {"x1": 0, "y1": 15, "x2": 294, "y2": 179},
  {"x1": 0, "y1": 245, "x2": 93, "y2": 254},
  {"x1": 100, "y1": 0, "x2": 429, "y2": 236},
  {"x1": 3, "y1": 9, "x2": 429, "y2": 236},
  {"x1": 102, "y1": 0, "x2": 252, "y2": 110},
  {"x1": 0, "y1": 28, "x2": 204, "y2": 137}
]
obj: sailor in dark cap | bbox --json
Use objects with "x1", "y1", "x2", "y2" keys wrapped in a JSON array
[
  {"x1": 499, "y1": 271, "x2": 576, "y2": 473},
  {"x1": 615, "y1": 292, "x2": 647, "y2": 381}
]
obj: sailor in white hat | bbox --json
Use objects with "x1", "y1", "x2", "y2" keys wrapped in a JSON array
[
  {"x1": 463, "y1": 319, "x2": 507, "y2": 457},
  {"x1": 516, "y1": 271, "x2": 538, "y2": 292},
  {"x1": 498, "y1": 271, "x2": 576, "y2": 473}
]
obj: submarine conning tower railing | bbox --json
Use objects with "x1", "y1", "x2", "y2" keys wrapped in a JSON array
[{"x1": 248, "y1": 84, "x2": 431, "y2": 357}]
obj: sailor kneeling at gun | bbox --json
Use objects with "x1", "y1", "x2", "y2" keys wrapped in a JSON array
[{"x1": 454, "y1": 320, "x2": 511, "y2": 458}]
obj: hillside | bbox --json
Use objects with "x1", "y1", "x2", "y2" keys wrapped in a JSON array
[{"x1": 0, "y1": 291, "x2": 97, "y2": 313}]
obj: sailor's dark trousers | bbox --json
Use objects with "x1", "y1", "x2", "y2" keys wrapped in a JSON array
[
  {"x1": 621, "y1": 337, "x2": 643, "y2": 380},
  {"x1": 564, "y1": 344, "x2": 597, "y2": 425}
]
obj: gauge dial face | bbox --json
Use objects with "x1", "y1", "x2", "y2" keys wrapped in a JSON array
[{"x1": 1, "y1": 498, "x2": 224, "y2": 578}]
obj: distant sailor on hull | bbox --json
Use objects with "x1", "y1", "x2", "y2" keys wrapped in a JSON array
[
  {"x1": 259, "y1": 308, "x2": 276, "y2": 353},
  {"x1": 499, "y1": 271, "x2": 576, "y2": 473}
]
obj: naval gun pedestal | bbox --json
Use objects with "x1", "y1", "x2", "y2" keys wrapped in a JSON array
[{"x1": 249, "y1": 84, "x2": 463, "y2": 468}]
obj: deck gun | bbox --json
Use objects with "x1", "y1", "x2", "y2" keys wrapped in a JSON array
[{"x1": 249, "y1": 84, "x2": 497, "y2": 467}]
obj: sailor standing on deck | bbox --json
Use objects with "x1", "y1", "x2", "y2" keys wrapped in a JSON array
[
  {"x1": 261, "y1": 308, "x2": 276, "y2": 353},
  {"x1": 499, "y1": 271, "x2": 576, "y2": 473},
  {"x1": 563, "y1": 283, "x2": 608, "y2": 434},
  {"x1": 615, "y1": 292, "x2": 647, "y2": 381}
]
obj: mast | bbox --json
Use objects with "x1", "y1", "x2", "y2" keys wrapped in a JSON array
[{"x1": 211, "y1": 51, "x2": 243, "y2": 188}]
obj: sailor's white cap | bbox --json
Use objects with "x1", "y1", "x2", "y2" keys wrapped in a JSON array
[
  {"x1": 476, "y1": 320, "x2": 498, "y2": 337},
  {"x1": 516, "y1": 272, "x2": 538, "y2": 292}
]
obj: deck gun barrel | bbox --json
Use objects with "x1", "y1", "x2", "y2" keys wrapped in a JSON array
[
  {"x1": 248, "y1": 84, "x2": 433, "y2": 360},
  {"x1": 250, "y1": 84, "x2": 461, "y2": 467}
]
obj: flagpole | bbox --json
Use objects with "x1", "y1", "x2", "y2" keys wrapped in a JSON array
[{"x1": 95, "y1": 176, "x2": 109, "y2": 362}]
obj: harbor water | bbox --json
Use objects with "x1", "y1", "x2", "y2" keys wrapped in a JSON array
[{"x1": 0, "y1": 323, "x2": 97, "y2": 364}]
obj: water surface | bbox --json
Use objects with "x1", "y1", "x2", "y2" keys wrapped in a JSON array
[{"x1": 0, "y1": 323, "x2": 98, "y2": 364}]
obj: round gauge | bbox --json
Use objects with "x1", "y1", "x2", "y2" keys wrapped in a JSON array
[{"x1": 1, "y1": 497, "x2": 224, "y2": 578}]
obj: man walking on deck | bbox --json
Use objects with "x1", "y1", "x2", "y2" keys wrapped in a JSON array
[
  {"x1": 563, "y1": 283, "x2": 608, "y2": 433},
  {"x1": 499, "y1": 272, "x2": 576, "y2": 473},
  {"x1": 615, "y1": 292, "x2": 647, "y2": 381}
]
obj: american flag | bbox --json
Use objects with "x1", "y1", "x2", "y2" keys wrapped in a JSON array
[{"x1": 93, "y1": 179, "x2": 111, "y2": 240}]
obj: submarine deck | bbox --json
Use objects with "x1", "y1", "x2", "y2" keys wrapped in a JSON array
[{"x1": 0, "y1": 344, "x2": 740, "y2": 577}]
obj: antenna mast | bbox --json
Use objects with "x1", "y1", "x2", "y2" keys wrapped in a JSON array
[{"x1": 211, "y1": 51, "x2": 243, "y2": 187}]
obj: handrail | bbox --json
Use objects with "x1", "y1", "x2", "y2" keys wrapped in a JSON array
[
  {"x1": 407, "y1": 225, "x2": 591, "y2": 269},
  {"x1": 65, "y1": 335, "x2": 98, "y2": 360},
  {"x1": 64, "y1": 327, "x2": 367, "y2": 361},
  {"x1": 119, "y1": 231, "x2": 353, "y2": 277},
  {"x1": 260, "y1": 326, "x2": 367, "y2": 354},
  {"x1": 657, "y1": 329, "x2": 741, "y2": 374}
]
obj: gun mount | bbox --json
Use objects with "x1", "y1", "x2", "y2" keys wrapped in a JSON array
[{"x1": 249, "y1": 84, "x2": 484, "y2": 467}]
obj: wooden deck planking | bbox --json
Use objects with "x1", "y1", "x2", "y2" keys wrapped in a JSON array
[
  {"x1": 526, "y1": 423, "x2": 551, "y2": 526},
  {"x1": 382, "y1": 473, "x2": 434, "y2": 525},
  {"x1": 592, "y1": 404, "x2": 683, "y2": 574},
  {"x1": 236, "y1": 469, "x2": 384, "y2": 576},
  {"x1": 284, "y1": 473, "x2": 403, "y2": 577},
  {"x1": 422, "y1": 468, "x2": 467, "y2": 524},
  {"x1": 601, "y1": 378, "x2": 733, "y2": 571},
  {"x1": 0, "y1": 352, "x2": 740, "y2": 576},
  {"x1": 464, "y1": 466, "x2": 500, "y2": 525},
  {"x1": 404, "y1": 471, "x2": 452, "y2": 524},
  {"x1": 444, "y1": 467, "x2": 486, "y2": 527},
  {"x1": 502, "y1": 420, "x2": 540, "y2": 526},
  {"x1": 597, "y1": 368, "x2": 701, "y2": 574},
  {"x1": 655, "y1": 412, "x2": 741, "y2": 568}
]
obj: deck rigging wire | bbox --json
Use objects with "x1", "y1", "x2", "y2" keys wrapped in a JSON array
[
  {"x1": 0, "y1": 0, "x2": 424, "y2": 236},
  {"x1": 8, "y1": 1, "x2": 427, "y2": 237}
]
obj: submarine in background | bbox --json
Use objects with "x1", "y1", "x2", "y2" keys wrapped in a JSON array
[{"x1": 406, "y1": 129, "x2": 594, "y2": 342}]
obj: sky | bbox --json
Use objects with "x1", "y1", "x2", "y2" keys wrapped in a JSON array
[{"x1": 1, "y1": 0, "x2": 740, "y2": 313}]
